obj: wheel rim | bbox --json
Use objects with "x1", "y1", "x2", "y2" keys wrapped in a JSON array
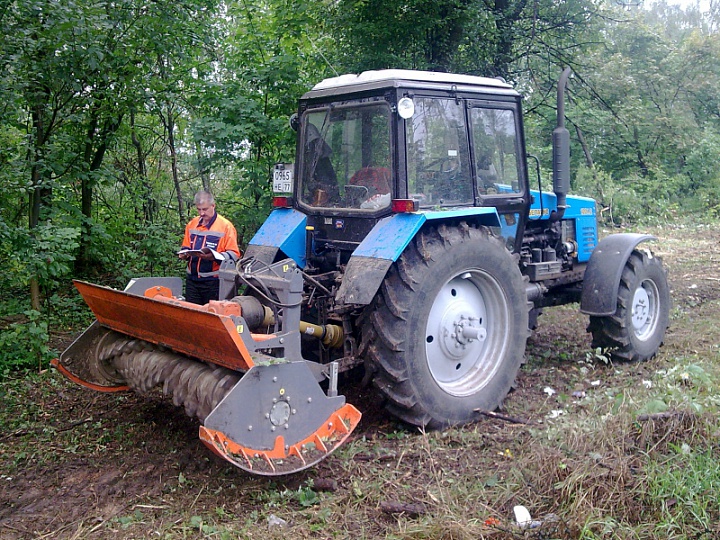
[
  {"x1": 425, "y1": 270, "x2": 509, "y2": 396},
  {"x1": 631, "y1": 278, "x2": 660, "y2": 341}
]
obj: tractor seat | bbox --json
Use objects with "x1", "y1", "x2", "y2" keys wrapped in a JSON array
[{"x1": 349, "y1": 167, "x2": 391, "y2": 195}]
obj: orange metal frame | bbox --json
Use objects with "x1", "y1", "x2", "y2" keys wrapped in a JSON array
[
  {"x1": 74, "y1": 280, "x2": 256, "y2": 372},
  {"x1": 50, "y1": 358, "x2": 130, "y2": 393},
  {"x1": 199, "y1": 403, "x2": 362, "y2": 475}
]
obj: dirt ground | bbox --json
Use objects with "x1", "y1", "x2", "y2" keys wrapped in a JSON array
[{"x1": 1, "y1": 222, "x2": 718, "y2": 539}]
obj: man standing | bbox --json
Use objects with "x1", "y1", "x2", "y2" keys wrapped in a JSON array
[{"x1": 178, "y1": 191, "x2": 241, "y2": 304}]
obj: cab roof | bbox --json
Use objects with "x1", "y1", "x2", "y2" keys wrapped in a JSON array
[{"x1": 303, "y1": 69, "x2": 519, "y2": 100}]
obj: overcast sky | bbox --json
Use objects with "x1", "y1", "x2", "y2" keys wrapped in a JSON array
[{"x1": 647, "y1": 0, "x2": 712, "y2": 10}]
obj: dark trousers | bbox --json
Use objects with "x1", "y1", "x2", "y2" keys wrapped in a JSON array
[{"x1": 184, "y1": 278, "x2": 219, "y2": 305}]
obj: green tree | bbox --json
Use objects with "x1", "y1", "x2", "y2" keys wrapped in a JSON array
[
  {"x1": 0, "y1": 0, "x2": 222, "y2": 305},
  {"x1": 187, "y1": 0, "x2": 330, "y2": 243},
  {"x1": 329, "y1": 0, "x2": 602, "y2": 78},
  {"x1": 570, "y1": 4, "x2": 716, "y2": 179}
]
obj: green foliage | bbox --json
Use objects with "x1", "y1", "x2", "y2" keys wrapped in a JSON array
[
  {"x1": 1, "y1": 218, "x2": 81, "y2": 294},
  {"x1": 0, "y1": 310, "x2": 53, "y2": 376},
  {"x1": 682, "y1": 127, "x2": 720, "y2": 217},
  {"x1": 329, "y1": 0, "x2": 602, "y2": 77},
  {"x1": 45, "y1": 291, "x2": 95, "y2": 331},
  {"x1": 92, "y1": 220, "x2": 182, "y2": 288},
  {"x1": 572, "y1": 165, "x2": 686, "y2": 226},
  {"x1": 296, "y1": 485, "x2": 320, "y2": 507},
  {"x1": 23, "y1": 223, "x2": 80, "y2": 289},
  {"x1": 695, "y1": 179, "x2": 720, "y2": 218},
  {"x1": 562, "y1": 3, "x2": 720, "y2": 226},
  {"x1": 572, "y1": 165, "x2": 644, "y2": 225},
  {"x1": 0, "y1": 218, "x2": 20, "y2": 277}
]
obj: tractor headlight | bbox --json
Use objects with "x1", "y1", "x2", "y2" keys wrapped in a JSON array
[{"x1": 397, "y1": 97, "x2": 415, "y2": 119}]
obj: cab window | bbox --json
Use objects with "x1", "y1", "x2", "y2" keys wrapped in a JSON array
[
  {"x1": 470, "y1": 107, "x2": 521, "y2": 195},
  {"x1": 406, "y1": 98, "x2": 472, "y2": 207}
]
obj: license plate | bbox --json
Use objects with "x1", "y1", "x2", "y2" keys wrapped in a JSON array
[{"x1": 273, "y1": 164, "x2": 294, "y2": 193}]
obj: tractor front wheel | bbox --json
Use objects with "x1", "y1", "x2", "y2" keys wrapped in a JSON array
[
  {"x1": 588, "y1": 249, "x2": 670, "y2": 361},
  {"x1": 361, "y1": 223, "x2": 529, "y2": 429}
]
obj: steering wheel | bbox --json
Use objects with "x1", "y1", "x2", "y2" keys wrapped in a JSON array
[
  {"x1": 420, "y1": 157, "x2": 460, "y2": 181},
  {"x1": 345, "y1": 184, "x2": 370, "y2": 206}
]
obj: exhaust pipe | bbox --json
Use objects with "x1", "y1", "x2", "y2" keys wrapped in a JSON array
[{"x1": 552, "y1": 67, "x2": 572, "y2": 220}]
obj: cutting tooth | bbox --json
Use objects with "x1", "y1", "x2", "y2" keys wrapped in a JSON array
[{"x1": 105, "y1": 332, "x2": 243, "y2": 424}]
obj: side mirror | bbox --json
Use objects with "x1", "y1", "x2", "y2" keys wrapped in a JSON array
[{"x1": 289, "y1": 113, "x2": 299, "y2": 131}]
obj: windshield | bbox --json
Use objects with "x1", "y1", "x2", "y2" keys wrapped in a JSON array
[{"x1": 299, "y1": 102, "x2": 392, "y2": 212}]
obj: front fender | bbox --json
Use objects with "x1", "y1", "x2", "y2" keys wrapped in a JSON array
[
  {"x1": 580, "y1": 233, "x2": 656, "y2": 316},
  {"x1": 335, "y1": 213, "x2": 426, "y2": 305},
  {"x1": 336, "y1": 208, "x2": 501, "y2": 306}
]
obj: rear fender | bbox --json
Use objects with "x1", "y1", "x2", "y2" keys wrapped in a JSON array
[
  {"x1": 580, "y1": 233, "x2": 656, "y2": 316},
  {"x1": 336, "y1": 208, "x2": 501, "y2": 306}
]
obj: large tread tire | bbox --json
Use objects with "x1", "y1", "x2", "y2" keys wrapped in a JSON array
[
  {"x1": 587, "y1": 249, "x2": 670, "y2": 362},
  {"x1": 360, "y1": 223, "x2": 530, "y2": 429}
]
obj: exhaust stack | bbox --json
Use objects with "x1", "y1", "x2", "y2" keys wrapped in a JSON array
[{"x1": 552, "y1": 67, "x2": 572, "y2": 219}]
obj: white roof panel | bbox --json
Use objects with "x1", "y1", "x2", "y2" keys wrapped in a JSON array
[{"x1": 311, "y1": 69, "x2": 513, "y2": 92}]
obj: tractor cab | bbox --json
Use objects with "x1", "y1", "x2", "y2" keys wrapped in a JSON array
[{"x1": 271, "y1": 70, "x2": 532, "y2": 265}]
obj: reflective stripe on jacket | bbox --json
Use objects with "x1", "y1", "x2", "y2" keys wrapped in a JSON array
[{"x1": 181, "y1": 212, "x2": 241, "y2": 281}]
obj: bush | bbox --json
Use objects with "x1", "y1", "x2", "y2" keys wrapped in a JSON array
[
  {"x1": 0, "y1": 310, "x2": 53, "y2": 377},
  {"x1": 573, "y1": 165, "x2": 640, "y2": 225},
  {"x1": 695, "y1": 178, "x2": 720, "y2": 219},
  {"x1": 573, "y1": 165, "x2": 685, "y2": 226},
  {"x1": 9, "y1": 221, "x2": 81, "y2": 293}
]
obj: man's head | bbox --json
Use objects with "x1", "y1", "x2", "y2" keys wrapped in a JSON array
[{"x1": 194, "y1": 191, "x2": 216, "y2": 223}]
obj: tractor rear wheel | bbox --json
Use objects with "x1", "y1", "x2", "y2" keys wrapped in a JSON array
[
  {"x1": 588, "y1": 249, "x2": 670, "y2": 361},
  {"x1": 361, "y1": 223, "x2": 529, "y2": 429}
]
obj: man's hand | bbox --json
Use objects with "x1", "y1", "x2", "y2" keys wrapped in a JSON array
[{"x1": 178, "y1": 247, "x2": 215, "y2": 261}]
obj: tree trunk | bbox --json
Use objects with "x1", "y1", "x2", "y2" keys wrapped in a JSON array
[
  {"x1": 574, "y1": 124, "x2": 594, "y2": 171},
  {"x1": 29, "y1": 103, "x2": 51, "y2": 311},
  {"x1": 194, "y1": 137, "x2": 211, "y2": 192},
  {"x1": 165, "y1": 105, "x2": 185, "y2": 227},
  {"x1": 633, "y1": 126, "x2": 648, "y2": 176},
  {"x1": 425, "y1": 1, "x2": 470, "y2": 71},
  {"x1": 131, "y1": 112, "x2": 154, "y2": 224},
  {"x1": 76, "y1": 106, "x2": 122, "y2": 273},
  {"x1": 491, "y1": 0, "x2": 526, "y2": 79},
  {"x1": 76, "y1": 111, "x2": 98, "y2": 274}
]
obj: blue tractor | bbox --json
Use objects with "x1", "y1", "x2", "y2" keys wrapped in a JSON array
[
  {"x1": 245, "y1": 67, "x2": 669, "y2": 422},
  {"x1": 58, "y1": 69, "x2": 670, "y2": 475}
]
